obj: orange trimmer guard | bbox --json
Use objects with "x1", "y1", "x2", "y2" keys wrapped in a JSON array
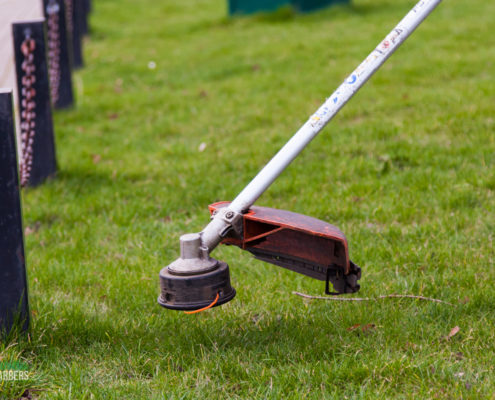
[{"x1": 209, "y1": 202, "x2": 361, "y2": 294}]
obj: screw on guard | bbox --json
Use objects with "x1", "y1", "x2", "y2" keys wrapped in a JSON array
[{"x1": 158, "y1": 0, "x2": 443, "y2": 311}]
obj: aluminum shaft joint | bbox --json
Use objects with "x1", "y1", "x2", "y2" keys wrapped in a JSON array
[
  {"x1": 167, "y1": 208, "x2": 243, "y2": 274},
  {"x1": 200, "y1": 207, "x2": 243, "y2": 253}
]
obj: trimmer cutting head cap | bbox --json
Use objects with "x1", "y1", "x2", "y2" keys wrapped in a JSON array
[{"x1": 158, "y1": 233, "x2": 236, "y2": 310}]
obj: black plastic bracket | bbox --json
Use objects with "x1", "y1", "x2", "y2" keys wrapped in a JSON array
[
  {"x1": 325, "y1": 261, "x2": 361, "y2": 295},
  {"x1": 325, "y1": 267, "x2": 342, "y2": 295}
]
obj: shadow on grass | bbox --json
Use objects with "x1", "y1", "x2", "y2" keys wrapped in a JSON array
[
  {"x1": 28, "y1": 166, "x2": 154, "y2": 203},
  {"x1": 23, "y1": 294, "x2": 485, "y2": 370},
  {"x1": 32, "y1": 307, "x2": 344, "y2": 366},
  {"x1": 55, "y1": 167, "x2": 147, "y2": 191}
]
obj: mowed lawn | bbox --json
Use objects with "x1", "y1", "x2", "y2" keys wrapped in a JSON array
[{"x1": 2, "y1": 0, "x2": 495, "y2": 398}]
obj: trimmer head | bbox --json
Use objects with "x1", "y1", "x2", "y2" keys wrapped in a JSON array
[
  {"x1": 158, "y1": 233, "x2": 236, "y2": 310},
  {"x1": 158, "y1": 261, "x2": 236, "y2": 310},
  {"x1": 158, "y1": 203, "x2": 360, "y2": 312}
]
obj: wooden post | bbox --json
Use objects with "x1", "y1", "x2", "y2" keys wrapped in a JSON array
[{"x1": 0, "y1": 89, "x2": 29, "y2": 334}]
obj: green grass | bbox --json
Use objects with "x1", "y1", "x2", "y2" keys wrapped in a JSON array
[{"x1": 2, "y1": 0, "x2": 495, "y2": 398}]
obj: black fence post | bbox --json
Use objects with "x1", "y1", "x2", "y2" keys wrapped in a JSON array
[
  {"x1": 13, "y1": 20, "x2": 58, "y2": 187},
  {"x1": 67, "y1": 0, "x2": 84, "y2": 68},
  {"x1": 43, "y1": 0, "x2": 75, "y2": 109},
  {"x1": 80, "y1": 0, "x2": 89, "y2": 36},
  {"x1": 0, "y1": 89, "x2": 29, "y2": 335},
  {"x1": 84, "y1": 0, "x2": 92, "y2": 17}
]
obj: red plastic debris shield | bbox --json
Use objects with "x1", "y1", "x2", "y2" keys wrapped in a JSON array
[{"x1": 209, "y1": 202, "x2": 361, "y2": 294}]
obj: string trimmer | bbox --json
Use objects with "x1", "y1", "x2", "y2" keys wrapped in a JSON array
[{"x1": 158, "y1": 0, "x2": 442, "y2": 311}]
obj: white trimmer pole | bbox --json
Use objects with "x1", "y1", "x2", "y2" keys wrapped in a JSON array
[
  {"x1": 201, "y1": 0, "x2": 442, "y2": 250},
  {"x1": 231, "y1": 0, "x2": 442, "y2": 213}
]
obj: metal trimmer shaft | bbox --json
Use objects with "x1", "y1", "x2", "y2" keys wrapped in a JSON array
[{"x1": 200, "y1": 0, "x2": 442, "y2": 253}]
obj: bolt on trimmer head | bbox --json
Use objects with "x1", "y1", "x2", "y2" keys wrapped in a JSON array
[{"x1": 158, "y1": 0, "x2": 442, "y2": 311}]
